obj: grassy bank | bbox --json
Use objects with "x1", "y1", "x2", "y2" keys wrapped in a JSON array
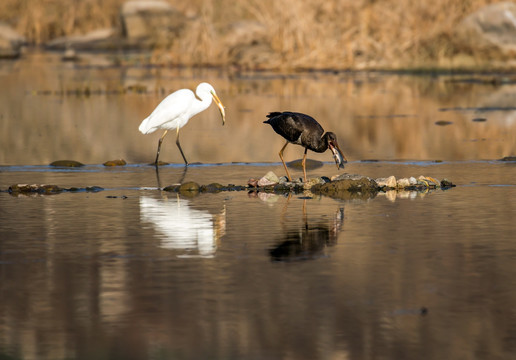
[{"x1": 0, "y1": 0, "x2": 504, "y2": 70}]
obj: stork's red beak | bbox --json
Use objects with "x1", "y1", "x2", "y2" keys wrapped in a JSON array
[{"x1": 329, "y1": 141, "x2": 347, "y2": 169}]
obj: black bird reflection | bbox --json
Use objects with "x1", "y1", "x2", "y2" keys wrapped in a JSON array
[{"x1": 269, "y1": 201, "x2": 344, "y2": 262}]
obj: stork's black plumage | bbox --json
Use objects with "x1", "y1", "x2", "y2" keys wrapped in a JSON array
[{"x1": 264, "y1": 111, "x2": 347, "y2": 181}]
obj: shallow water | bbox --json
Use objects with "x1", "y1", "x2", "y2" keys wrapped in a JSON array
[
  {"x1": 1, "y1": 53, "x2": 516, "y2": 359},
  {"x1": 1, "y1": 160, "x2": 516, "y2": 360},
  {"x1": 1, "y1": 53, "x2": 516, "y2": 165}
]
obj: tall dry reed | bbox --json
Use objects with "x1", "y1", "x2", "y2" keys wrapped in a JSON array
[{"x1": 0, "y1": 0, "x2": 504, "y2": 69}]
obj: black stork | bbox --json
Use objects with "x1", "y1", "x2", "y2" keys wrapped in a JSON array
[{"x1": 264, "y1": 111, "x2": 347, "y2": 182}]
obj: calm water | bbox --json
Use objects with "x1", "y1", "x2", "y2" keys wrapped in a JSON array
[{"x1": 1, "y1": 53, "x2": 516, "y2": 360}]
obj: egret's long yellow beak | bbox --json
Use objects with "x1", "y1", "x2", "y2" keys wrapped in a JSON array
[{"x1": 211, "y1": 91, "x2": 226, "y2": 125}]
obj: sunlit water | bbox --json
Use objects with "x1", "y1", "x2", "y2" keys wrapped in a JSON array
[
  {"x1": 1, "y1": 161, "x2": 516, "y2": 360},
  {"x1": 1, "y1": 53, "x2": 516, "y2": 359}
]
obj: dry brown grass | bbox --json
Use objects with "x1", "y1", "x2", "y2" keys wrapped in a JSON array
[{"x1": 0, "y1": 0, "x2": 505, "y2": 69}]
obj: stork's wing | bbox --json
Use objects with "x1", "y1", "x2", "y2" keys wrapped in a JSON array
[{"x1": 265, "y1": 112, "x2": 324, "y2": 143}]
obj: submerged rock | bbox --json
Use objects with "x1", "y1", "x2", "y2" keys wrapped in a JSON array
[
  {"x1": 50, "y1": 160, "x2": 85, "y2": 167},
  {"x1": 500, "y1": 156, "x2": 516, "y2": 161},
  {"x1": 9, "y1": 184, "x2": 63, "y2": 195},
  {"x1": 440, "y1": 179, "x2": 456, "y2": 188},
  {"x1": 200, "y1": 183, "x2": 225, "y2": 192},
  {"x1": 154, "y1": 160, "x2": 169, "y2": 166},
  {"x1": 103, "y1": 159, "x2": 127, "y2": 166},
  {"x1": 7, "y1": 184, "x2": 104, "y2": 196},
  {"x1": 435, "y1": 120, "x2": 453, "y2": 126},
  {"x1": 179, "y1": 181, "x2": 200, "y2": 193}
]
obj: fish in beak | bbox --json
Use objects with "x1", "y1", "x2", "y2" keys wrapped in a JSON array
[
  {"x1": 328, "y1": 140, "x2": 347, "y2": 169},
  {"x1": 211, "y1": 91, "x2": 226, "y2": 125}
]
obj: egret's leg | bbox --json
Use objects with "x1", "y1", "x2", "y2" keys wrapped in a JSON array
[
  {"x1": 302, "y1": 148, "x2": 308, "y2": 182},
  {"x1": 175, "y1": 127, "x2": 189, "y2": 166},
  {"x1": 278, "y1": 140, "x2": 292, "y2": 181},
  {"x1": 154, "y1": 130, "x2": 169, "y2": 165},
  {"x1": 154, "y1": 165, "x2": 162, "y2": 189}
]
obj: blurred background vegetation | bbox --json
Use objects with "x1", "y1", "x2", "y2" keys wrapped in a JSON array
[{"x1": 0, "y1": 0, "x2": 506, "y2": 69}]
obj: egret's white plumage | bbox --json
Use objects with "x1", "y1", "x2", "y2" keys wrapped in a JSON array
[{"x1": 139, "y1": 82, "x2": 226, "y2": 165}]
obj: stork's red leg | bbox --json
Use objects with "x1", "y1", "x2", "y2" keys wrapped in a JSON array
[{"x1": 278, "y1": 140, "x2": 292, "y2": 181}]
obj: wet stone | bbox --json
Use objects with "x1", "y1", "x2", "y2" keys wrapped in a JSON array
[
  {"x1": 162, "y1": 184, "x2": 180, "y2": 192},
  {"x1": 258, "y1": 171, "x2": 280, "y2": 186},
  {"x1": 200, "y1": 183, "x2": 225, "y2": 192},
  {"x1": 418, "y1": 176, "x2": 440, "y2": 188},
  {"x1": 376, "y1": 175, "x2": 397, "y2": 188},
  {"x1": 500, "y1": 156, "x2": 516, "y2": 162},
  {"x1": 311, "y1": 175, "x2": 378, "y2": 198},
  {"x1": 397, "y1": 178, "x2": 411, "y2": 188},
  {"x1": 179, "y1": 182, "x2": 200, "y2": 193},
  {"x1": 435, "y1": 120, "x2": 453, "y2": 126},
  {"x1": 7, "y1": 184, "x2": 104, "y2": 195},
  {"x1": 50, "y1": 160, "x2": 85, "y2": 167},
  {"x1": 154, "y1": 160, "x2": 169, "y2": 166},
  {"x1": 303, "y1": 177, "x2": 327, "y2": 190},
  {"x1": 440, "y1": 179, "x2": 456, "y2": 188},
  {"x1": 247, "y1": 178, "x2": 259, "y2": 187},
  {"x1": 103, "y1": 159, "x2": 127, "y2": 166},
  {"x1": 9, "y1": 184, "x2": 64, "y2": 195}
]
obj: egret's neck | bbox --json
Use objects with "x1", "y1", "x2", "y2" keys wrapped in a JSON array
[{"x1": 192, "y1": 92, "x2": 213, "y2": 116}]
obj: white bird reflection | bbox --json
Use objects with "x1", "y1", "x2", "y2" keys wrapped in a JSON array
[{"x1": 139, "y1": 196, "x2": 226, "y2": 258}]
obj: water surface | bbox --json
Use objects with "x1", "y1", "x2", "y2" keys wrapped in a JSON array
[
  {"x1": 1, "y1": 160, "x2": 516, "y2": 360},
  {"x1": 1, "y1": 53, "x2": 516, "y2": 360}
]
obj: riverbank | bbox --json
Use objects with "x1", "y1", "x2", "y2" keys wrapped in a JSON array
[{"x1": 2, "y1": 0, "x2": 516, "y2": 71}]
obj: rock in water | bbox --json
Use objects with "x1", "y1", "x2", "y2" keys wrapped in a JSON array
[
  {"x1": 258, "y1": 171, "x2": 280, "y2": 186},
  {"x1": 103, "y1": 159, "x2": 127, "y2": 166},
  {"x1": 396, "y1": 178, "x2": 411, "y2": 188},
  {"x1": 50, "y1": 160, "x2": 84, "y2": 167},
  {"x1": 376, "y1": 176, "x2": 397, "y2": 188}
]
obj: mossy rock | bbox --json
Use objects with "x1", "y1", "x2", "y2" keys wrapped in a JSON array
[{"x1": 311, "y1": 174, "x2": 378, "y2": 200}]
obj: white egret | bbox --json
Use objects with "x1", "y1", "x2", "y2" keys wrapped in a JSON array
[{"x1": 139, "y1": 82, "x2": 226, "y2": 165}]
